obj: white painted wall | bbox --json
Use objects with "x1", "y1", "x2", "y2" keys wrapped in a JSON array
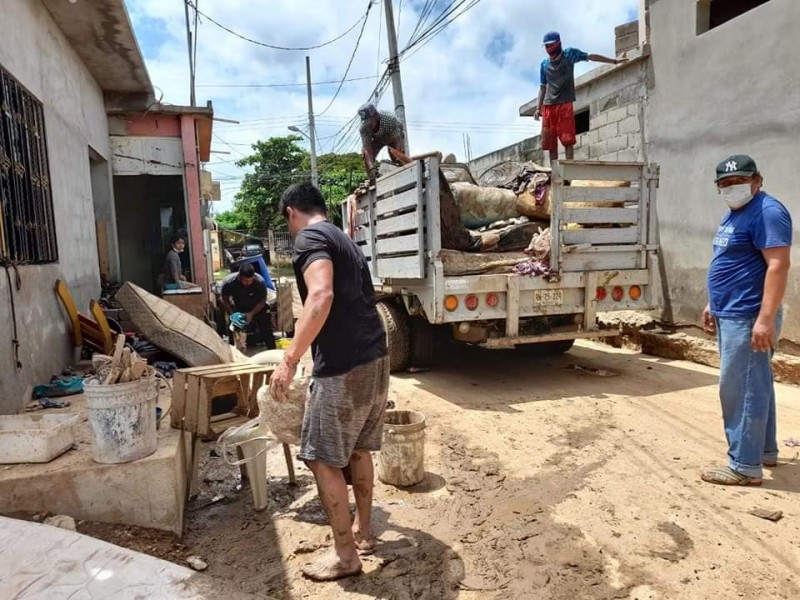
[
  {"x1": 647, "y1": 0, "x2": 800, "y2": 341},
  {"x1": 0, "y1": 0, "x2": 109, "y2": 412}
]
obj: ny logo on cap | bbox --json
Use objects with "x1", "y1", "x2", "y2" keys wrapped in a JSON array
[{"x1": 725, "y1": 160, "x2": 738, "y2": 172}]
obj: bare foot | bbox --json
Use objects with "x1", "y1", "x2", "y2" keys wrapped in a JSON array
[
  {"x1": 301, "y1": 550, "x2": 362, "y2": 582},
  {"x1": 352, "y1": 524, "x2": 376, "y2": 556}
]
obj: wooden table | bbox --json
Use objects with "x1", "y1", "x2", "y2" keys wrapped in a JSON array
[{"x1": 171, "y1": 363, "x2": 295, "y2": 499}]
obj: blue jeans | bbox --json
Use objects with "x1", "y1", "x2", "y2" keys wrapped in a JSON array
[{"x1": 716, "y1": 312, "x2": 782, "y2": 478}]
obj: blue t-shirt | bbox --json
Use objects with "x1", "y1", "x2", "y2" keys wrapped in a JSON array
[
  {"x1": 540, "y1": 48, "x2": 589, "y2": 105},
  {"x1": 707, "y1": 191, "x2": 792, "y2": 317}
]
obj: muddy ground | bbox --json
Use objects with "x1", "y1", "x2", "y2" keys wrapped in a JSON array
[{"x1": 72, "y1": 342, "x2": 800, "y2": 599}]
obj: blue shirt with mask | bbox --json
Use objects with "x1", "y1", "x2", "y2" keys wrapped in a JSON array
[
  {"x1": 707, "y1": 191, "x2": 792, "y2": 317},
  {"x1": 540, "y1": 48, "x2": 589, "y2": 105}
]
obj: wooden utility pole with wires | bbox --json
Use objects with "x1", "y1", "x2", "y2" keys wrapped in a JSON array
[{"x1": 383, "y1": 0, "x2": 409, "y2": 146}]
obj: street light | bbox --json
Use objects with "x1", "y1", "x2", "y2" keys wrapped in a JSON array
[{"x1": 288, "y1": 126, "x2": 318, "y2": 188}]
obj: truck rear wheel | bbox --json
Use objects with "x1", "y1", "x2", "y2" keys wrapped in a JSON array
[
  {"x1": 515, "y1": 339, "x2": 575, "y2": 356},
  {"x1": 408, "y1": 317, "x2": 436, "y2": 368},
  {"x1": 376, "y1": 300, "x2": 410, "y2": 372}
]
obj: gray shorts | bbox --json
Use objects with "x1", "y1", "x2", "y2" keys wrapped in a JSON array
[{"x1": 298, "y1": 356, "x2": 390, "y2": 468}]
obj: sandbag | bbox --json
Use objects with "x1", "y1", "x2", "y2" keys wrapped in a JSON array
[
  {"x1": 451, "y1": 182, "x2": 519, "y2": 229},
  {"x1": 257, "y1": 377, "x2": 310, "y2": 446}
]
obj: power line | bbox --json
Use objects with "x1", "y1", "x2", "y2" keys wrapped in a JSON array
[
  {"x1": 186, "y1": 0, "x2": 369, "y2": 51},
  {"x1": 401, "y1": 0, "x2": 484, "y2": 61},
  {"x1": 196, "y1": 75, "x2": 378, "y2": 89},
  {"x1": 316, "y1": 0, "x2": 375, "y2": 117}
]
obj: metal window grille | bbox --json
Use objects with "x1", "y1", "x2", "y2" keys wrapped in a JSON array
[{"x1": 0, "y1": 65, "x2": 58, "y2": 264}]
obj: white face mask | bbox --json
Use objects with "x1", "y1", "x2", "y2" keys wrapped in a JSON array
[{"x1": 720, "y1": 183, "x2": 754, "y2": 209}]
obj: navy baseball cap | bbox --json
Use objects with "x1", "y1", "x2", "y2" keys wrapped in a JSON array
[
  {"x1": 543, "y1": 31, "x2": 561, "y2": 46},
  {"x1": 715, "y1": 154, "x2": 759, "y2": 182}
]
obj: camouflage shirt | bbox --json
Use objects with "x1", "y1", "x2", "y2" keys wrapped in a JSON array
[{"x1": 360, "y1": 110, "x2": 405, "y2": 148}]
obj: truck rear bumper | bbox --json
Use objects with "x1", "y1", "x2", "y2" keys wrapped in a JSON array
[{"x1": 482, "y1": 328, "x2": 620, "y2": 348}]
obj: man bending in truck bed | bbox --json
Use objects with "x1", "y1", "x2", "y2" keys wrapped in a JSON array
[
  {"x1": 533, "y1": 31, "x2": 626, "y2": 164},
  {"x1": 358, "y1": 103, "x2": 408, "y2": 182}
]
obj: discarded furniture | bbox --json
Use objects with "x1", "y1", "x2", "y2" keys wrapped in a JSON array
[
  {"x1": 161, "y1": 288, "x2": 207, "y2": 320},
  {"x1": 115, "y1": 281, "x2": 246, "y2": 367},
  {"x1": 54, "y1": 279, "x2": 114, "y2": 355},
  {"x1": 171, "y1": 362, "x2": 295, "y2": 496}
]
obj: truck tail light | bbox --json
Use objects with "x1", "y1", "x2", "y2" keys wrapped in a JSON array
[
  {"x1": 629, "y1": 285, "x2": 642, "y2": 300},
  {"x1": 444, "y1": 295, "x2": 458, "y2": 312},
  {"x1": 596, "y1": 287, "x2": 607, "y2": 301},
  {"x1": 486, "y1": 293, "x2": 499, "y2": 308},
  {"x1": 465, "y1": 295, "x2": 479, "y2": 311},
  {"x1": 612, "y1": 286, "x2": 625, "y2": 302}
]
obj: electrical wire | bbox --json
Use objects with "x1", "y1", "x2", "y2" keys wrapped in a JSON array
[
  {"x1": 316, "y1": 0, "x2": 375, "y2": 117},
  {"x1": 186, "y1": 0, "x2": 369, "y2": 51},
  {"x1": 196, "y1": 75, "x2": 377, "y2": 89},
  {"x1": 401, "y1": 0, "x2": 484, "y2": 61}
]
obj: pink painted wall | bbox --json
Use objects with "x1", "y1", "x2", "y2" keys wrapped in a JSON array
[
  {"x1": 124, "y1": 114, "x2": 181, "y2": 137},
  {"x1": 180, "y1": 114, "x2": 209, "y2": 301}
]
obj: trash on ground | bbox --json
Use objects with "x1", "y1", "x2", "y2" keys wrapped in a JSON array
[
  {"x1": 186, "y1": 556, "x2": 208, "y2": 571},
  {"x1": 567, "y1": 364, "x2": 618, "y2": 377},
  {"x1": 783, "y1": 438, "x2": 800, "y2": 448},
  {"x1": 32, "y1": 376, "x2": 84, "y2": 399},
  {"x1": 748, "y1": 508, "x2": 783, "y2": 522},
  {"x1": 44, "y1": 515, "x2": 77, "y2": 531}
]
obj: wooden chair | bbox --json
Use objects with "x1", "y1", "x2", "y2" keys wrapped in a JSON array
[{"x1": 54, "y1": 279, "x2": 114, "y2": 355}]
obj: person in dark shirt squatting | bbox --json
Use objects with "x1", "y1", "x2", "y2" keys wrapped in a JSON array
[{"x1": 219, "y1": 263, "x2": 276, "y2": 349}]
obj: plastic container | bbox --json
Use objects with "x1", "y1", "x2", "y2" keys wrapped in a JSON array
[
  {"x1": 0, "y1": 414, "x2": 80, "y2": 464},
  {"x1": 234, "y1": 255, "x2": 275, "y2": 291},
  {"x1": 217, "y1": 418, "x2": 270, "y2": 511},
  {"x1": 377, "y1": 410, "x2": 426, "y2": 487},
  {"x1": 84, "y1": 375, "x2": 158, "y2": 464}
]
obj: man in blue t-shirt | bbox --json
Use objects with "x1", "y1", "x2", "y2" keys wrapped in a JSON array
[
  {"x1": 533, "y1": 31, "x2": 624, "y2": 164},
  {"x1": 701, "y1": 154, "x2": 792, "y2": 486}
]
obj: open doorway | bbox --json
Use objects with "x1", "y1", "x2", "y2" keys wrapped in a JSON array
[
  {"x1": 89, "y1": 149, "x2": 118, "y2": 283},
  {"x1": 113, "y1": 175, "x2": 190, "y2": 293}
]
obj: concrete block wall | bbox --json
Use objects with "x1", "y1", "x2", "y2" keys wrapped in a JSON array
[{"x1": 574, "y1": 101, "x2": 643, "y2": 162}]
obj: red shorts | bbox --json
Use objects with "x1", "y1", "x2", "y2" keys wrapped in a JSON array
[{"x1": 541, "y1": 102, "x2": 576, "y2": 151}]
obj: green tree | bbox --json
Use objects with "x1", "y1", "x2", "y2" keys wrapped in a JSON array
[
  {"x1": 214, "y1": 208, "x2": 248, "y2": 231},
  {"x1": 233, "y1": 136, "x2": 309, "y2": 234},
  {"x1": 304, "y1": 152, "x2": 363, "y2": 227}
]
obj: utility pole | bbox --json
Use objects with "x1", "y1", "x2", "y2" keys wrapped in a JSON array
[
  {"x1": 183, "y1": 0, "x2": 196, "y2": 106},
  {"x1": 305, "y1": 56, "x2": 318, "y2": 187},
  {"x1": 383, "y1": 0, "x2": 409, "y2": 147}
]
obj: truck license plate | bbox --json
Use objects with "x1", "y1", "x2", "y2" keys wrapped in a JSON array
[{"x1": 533, "y1": 290, "x2": 563, "y2": 306}]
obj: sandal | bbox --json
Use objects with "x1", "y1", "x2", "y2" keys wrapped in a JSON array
[{"x1": 701, "y1": 466, "x2": 762, "y2": 486}]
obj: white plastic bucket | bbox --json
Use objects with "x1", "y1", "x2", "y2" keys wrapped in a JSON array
[
  {"x1": 84, "y1": 375, "x2": 158, "y2": 464},
  {"x1": 377, "y1": 410, "x2": 426, "y2": 487}
]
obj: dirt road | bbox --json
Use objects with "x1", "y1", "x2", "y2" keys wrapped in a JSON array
[{"x1": 84, "y1": 341, "x2": 800, "y2": 599}]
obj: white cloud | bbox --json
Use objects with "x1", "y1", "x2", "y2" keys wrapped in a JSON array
[{"x1": 126, "y1": 0, "x2": 638, "y2": 210}]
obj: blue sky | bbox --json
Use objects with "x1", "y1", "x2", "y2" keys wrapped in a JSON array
[{"x1": 126, "y1": 0, "x2": 640, "y2": 210}]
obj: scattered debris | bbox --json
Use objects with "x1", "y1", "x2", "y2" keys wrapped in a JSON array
[
  {"x1": 567, "y1": 364, "x2": 618, "y2": 377},
  {"x1": 24, "y1": 397, "x2": 72, "y2": 411},
  {"x1": 89, "y1": 334, "x2": 150, "y2": 385},
  {"x1": 32, "y1": 376, "x2": 84, "y2": 399},
  {"x1": 186, "y1": 555, "x2": 208, "y2": 571},
  {"x1": 748, "y1": 509, "x2": 783, "y2": 522},
  {"x1": 784, "y1": 438, "x2": 800, "y2": 448},
  {"x1": 407, "y1": 366, "x2": 429, "y2": 374},
  {"x1": 44, "y1": 515, "x2": 76, "y2": 531}
]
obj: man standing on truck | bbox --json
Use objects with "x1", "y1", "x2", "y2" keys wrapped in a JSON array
[
  {"x1": 533, "y1": 31, "x2": 625, "y2": 164},
  {"x1": 270, "y1": 181, "x2": 389, "y2": 581},
  {"x1": 701, "y1": 154, "x2": 792, "y2": 486},
  {"x1": 358, "y1": 103, "x2": 409, "y2": 182}
]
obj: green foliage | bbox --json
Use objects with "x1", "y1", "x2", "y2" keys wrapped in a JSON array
[{"x1": 222, "y1": 136, "x2": 364, "y2": 234}]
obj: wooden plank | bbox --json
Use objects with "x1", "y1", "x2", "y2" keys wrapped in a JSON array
[
  {"x1": 560, "y1": 162, "x2": 642, "y2": 183},
  {"x1": 560, "y1": 251, "x2": 642, "y2": 272},
  {"x1": 376, "y1": 254, "x2": 425, "y2": 279},
  {"x1": 180, "y1": 363, "x2": 273, "y2": 376},
  {"x1": 375, "y1": 211, "x2": 419, "y2": 236},
  {"x1": 95, "y1": 220, "x2": 110, "y2": 280},
  {"x1": 561, "y1": 187, "x2": 640, "y2": 203},
  {"x1": 184, "y1": 374, "x2": 203, "y2": 434},
  {"x1": 375, "y1": 187, "x2": 420, "y2": 217},
  {"x1": 376, "y1": 234, "x2": 420, "y2": 255},
  {"x1": 170, "y1": 371, "x2": 187, "y2": 429},
  {"x1": 561, "y1": 227, "x2": 639, "y2": 245},
  {"x1": 356, "y1": 212, "x2": 371, "y2": 226},
  {"x1": 376, "y1": 162, "x2": 420, "y2": 196},
  {"x1": 354, "y1": 228, "x2": 370, "y2": 243},
  {"x1": 561, "y1": 207, "x2": 639, "y2": 224},
  {"x1": 197, "y1": 378, "x2": 213, "y2": 437}
]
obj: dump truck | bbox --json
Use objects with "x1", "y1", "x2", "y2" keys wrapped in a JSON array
[{"x1": 344, "y1": 157, "x2": 661, "y2": 371}]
